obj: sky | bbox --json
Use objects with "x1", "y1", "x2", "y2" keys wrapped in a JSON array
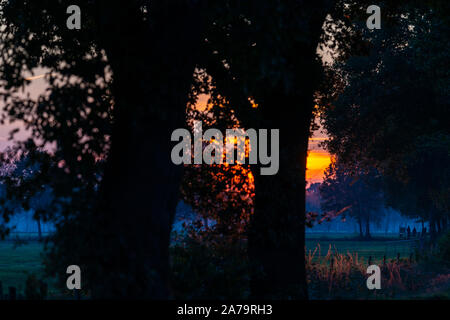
[
  {"x1": 306, "y1": 134, "x2": 331, "y2": 185},
  {"x1": 0, "y1": 68, "x2": 48, "y2": 150},
  {"x1": 197, "y1": 93, "x2": 332, "y2": 184},
  {"x1": 1, "y1": 72, "x2": 332, "y2": 184}
]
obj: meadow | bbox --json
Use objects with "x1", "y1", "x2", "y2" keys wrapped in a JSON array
[
  {"x1": 0, "y1": 233, "x2": 431, "y2": 299},
  {"x1": 0, "y1": 241, "x2": 45, "y2": 293},
  {"x1": 305, "y1": 233, "x2": 418, "y2": 262}
]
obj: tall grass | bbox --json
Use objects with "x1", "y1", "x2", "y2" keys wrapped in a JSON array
[{"x1": 305, "y1": 244, "x2": 443, "y2": 299}]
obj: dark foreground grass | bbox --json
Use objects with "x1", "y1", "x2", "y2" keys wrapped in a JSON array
[
  {"x1": 0, "y1": 241, "x2": 44, "y2": 292},
  {"x1": 0, "y1": 241, "x2": 63, "y2": 298},
  {"x1": 0, "y1": 234, "x2": 431, "y2": 299}
]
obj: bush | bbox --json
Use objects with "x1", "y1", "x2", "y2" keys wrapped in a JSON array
[
  {"x1": 25, "y1": 274, "x2": 47, "y2": 300},
  {"x1": 438, "y1": 231, "x2": 450, "y2": 263},
  {"x1": 170, "y1": 233, "x2": 250, "y2": 300}
]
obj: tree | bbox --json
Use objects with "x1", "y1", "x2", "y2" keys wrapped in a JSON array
[
  {"x1": 0, "y1": 1, "x2": 208, "y2": 298},
  {"x1": 0, "y1": 144, "x2": 56, "y2": 241},
  {"x1": 319, "y1": 159, "x2": 384, "y2": 239},
  {"x1": 320, "y1": 3, "x2": 450, "y2": 237},
  {"x1": 195, "y1": 0, "x2": 337, "y2": 299},
  {"x1": 1, "y1": 0, "x2": 427, "y2": 299},
  {"x1": 306, "y1": 183, "x2": 322, "y2": 214},
  {"x1": 2, "y1": 0, "x2": 338, "y2": 299},
  {"x1": 183, "y1": 0, "x2": 412, "y2": 298},
  {"x1": 196, "y1": 0, "x2": 416, "y2": 298},
  {"x1": 178, "y1": 71, "x2": 255, "y2": 239}
]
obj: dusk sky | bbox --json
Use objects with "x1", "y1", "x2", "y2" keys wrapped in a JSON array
[
  {"x1": 306, "y1": 134, "x2": 331, "y2": 185},
  {"x1": 1, "y1": 71, "x2": 332, "y2": 184},
  {"x1": 0, "y1": 68, "x2": 47, "y2": 150},
  {"x1": 194, "y1": 93, "x2": 332, "y2": 184}
]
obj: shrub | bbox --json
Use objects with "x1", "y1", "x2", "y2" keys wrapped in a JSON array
[
  {"x1": 170, "y1": 233, "x2": 249, "y2": 300},
  {"x1": 438, "y1": 231, "x2": 450, "y2": 263},
  {"x1": 25, "y1": 274, "x2": 47, "y2": 300}
]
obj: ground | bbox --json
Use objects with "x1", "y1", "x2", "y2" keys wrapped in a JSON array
[
  {"x1": 306, "y1": 232, "x2": 417, "y2": 261},
  {"x1": 0, "y1": 233, "x2": 448, "y2": 299},
  {"x1": 0, "y1": 241, "x2": 44, "y2": 294}
]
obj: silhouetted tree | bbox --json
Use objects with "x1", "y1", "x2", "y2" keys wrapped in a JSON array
[
  {"x1": 0, "y1": 1, "x2": 208, "y2": 298},
  {"x1": 0, "y1": 143, "x2": 57, "y2": 239},
  {"x1": 320, "y1": 3, "x2": 449, "y2": 238},
  {"x1": 196, "y1": 0, "x2": 336, "y2": 299},
  {"x1": 1, "y1": 0, "x2": 434, "y2": 300},
  {"x1": 320, "y1": 159, "x2": 384, "y2": 239}
]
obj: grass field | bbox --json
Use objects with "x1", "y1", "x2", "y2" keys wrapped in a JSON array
[
  {"x1": 306, "y1": 232, "x2": 418, "y2": 262},
  {"x1": 0, "y1": 233, "x2": 419, "y2": 297},
  {"x1": 0, "y1": 241, "x2": 46, "y2": 293},
  {"x1": 306, "y1": 232, "x2": 399, "y2": 240},
  {"x1": 305, "y1": 239, "x2": 417, "y2": 262}
]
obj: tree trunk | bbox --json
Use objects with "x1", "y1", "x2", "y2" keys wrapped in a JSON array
[
  {"x1": 384, "y1": 214, "x2": 390, "y2": 235},
  {"x1": 430, "y1": 208, "x2": 440, "y2": 236},
  {"x1": 86, "y1": 2, "x2": 206, "y2": 298},
  {"x1": 430, "y1": 215, "x2": 437, "y2": 239},
  {"x1": 365, "y1": 219, "x2": 371, "y2": 240},
  {"x1": 247, "y1": 51, "x2": 321, "y2": 296},
  {"x1": 249, "y1": 113, "x2": 310, "y2": 299},
  {"x1": 359, "y1": 219, "x2": 364, "y2": 239},
  {"x1": 244, "y1": 1, "x2": 330, "y2": 299},
  {"x1": 36, "y1": 219, "x2": 42, "y2": 241}
]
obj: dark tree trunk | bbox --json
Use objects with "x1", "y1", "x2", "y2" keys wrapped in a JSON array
[
  {"x1": 36, "y1": 219, "x2": 42, "y2": 241},
  {"x1": 247, "y1": 38, "x2": 323, "y2": 295},
  {"x1": 365, "y1": 219, "x2": 371, "y2": 240},
  {"x1": 249, "y1": 104, "x2": 310, "y2": 299},
  {"x1": 245, "y1": 3, "x2": 329, "y2": 297},
  {"x1": 430, "y1": 208, "x2": 440, "y2": 236},
  {"x1": 384, "y1": 214, "x2": 390, "y2": 235},
  {"x1": 430, "y1": 216, "x2": 437, "y2": 239},
  {"x1": 86, "y1": 2, "x2": 206, "y2": 298},
  {"x1": 359, "y1": 220, "x2": 364, "y2": 239}
]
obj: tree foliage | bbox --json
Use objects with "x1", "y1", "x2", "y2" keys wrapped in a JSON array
[
  {"x1": 320, "y1": 3, "x2": 450, "y2": 233},
  {"x1": 319, "y1": 159, "x2": 384, "y2": 238}
]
